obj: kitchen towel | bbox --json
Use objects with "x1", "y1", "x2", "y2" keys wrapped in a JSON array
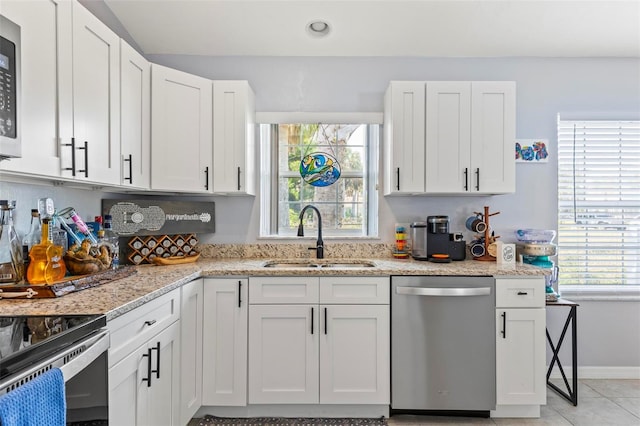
[{"x1": 0, "y1": 367, "x2": 66, "y2": 426}]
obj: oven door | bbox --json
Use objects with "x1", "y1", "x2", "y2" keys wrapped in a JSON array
[{"x1": 0, "y1": 328, "x2": 109, "y2": 424}]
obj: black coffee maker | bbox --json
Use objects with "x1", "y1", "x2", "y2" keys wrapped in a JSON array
[{"x1": 426, "y1": 216, "x2": 466, "y2": 261}]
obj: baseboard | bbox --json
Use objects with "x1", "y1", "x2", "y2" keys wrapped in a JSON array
[
  {"x1": 196, "y1": 404, "x2": 390, "y2": 419},
  {"x1": 548, "y1": 366, "x2": 640, "y2": 379}
]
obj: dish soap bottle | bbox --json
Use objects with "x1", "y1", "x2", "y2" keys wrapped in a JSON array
[{"x1": 26, "y1": 218, "x2": 67, "y2": 285}]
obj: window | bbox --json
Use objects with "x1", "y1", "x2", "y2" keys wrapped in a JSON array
[
  {"x1": 557, "y1": 118, "x2": 640, "y2": 289},
  {"x1": 260, "y1": 122, "x2": 379, "y2": 238}
]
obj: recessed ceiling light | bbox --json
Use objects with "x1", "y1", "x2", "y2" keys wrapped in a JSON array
[{"x1": 307, "y1": 20, "x2": 330, "y2": 37}]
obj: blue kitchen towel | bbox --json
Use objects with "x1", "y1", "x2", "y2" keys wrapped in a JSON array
[{"x1": 0, "y1": 367, "x2": 66, "y2": 426}]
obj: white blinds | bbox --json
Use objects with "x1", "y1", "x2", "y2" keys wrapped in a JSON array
[{"x1": 557, "y1": 119, "x2": 640, "y2": 286}]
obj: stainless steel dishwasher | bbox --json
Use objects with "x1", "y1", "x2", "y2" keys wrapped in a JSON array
[{"x1": 391, "y1": 275, "x2": 496, "y2": 415}]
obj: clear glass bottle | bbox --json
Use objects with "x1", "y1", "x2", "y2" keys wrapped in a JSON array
[
  {"x1": 56, "y1": 207, "x2": 98, "y2": 245},
  {"x1": 103, "y1": 215, "x2": 119, "y2": 269},
  {"x1": 50, "y1": 216, "x2": 69, "y2": 253},
  {"x1": 0, "y1": 200, "x2": 25, "y2": 283},
  {"x1": 24, "y1": 209, "x2": 42, "y2": 251}
]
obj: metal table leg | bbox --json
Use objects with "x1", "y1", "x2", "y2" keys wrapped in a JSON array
[{"x1": 546, "y1": 303, "x2": 578, "y2": 406}]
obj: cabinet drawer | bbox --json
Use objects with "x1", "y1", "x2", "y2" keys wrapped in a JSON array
[
  {"x1": 249, "y1": 277, "x2": 319, "y2": 304},
  {"x1": 495, "y1": 278, "x2": 545, "y2": 308},
  {"x1": 107, "y1": 288, "x2": 180, "y2": 366},
  {"x1": 319, "y1": 277, "x2": 389, "y2": 304}
]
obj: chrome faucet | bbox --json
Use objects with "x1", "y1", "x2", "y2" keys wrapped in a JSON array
[{"x1": 297, "y1": 205, "x2": 324, "y2": 259}]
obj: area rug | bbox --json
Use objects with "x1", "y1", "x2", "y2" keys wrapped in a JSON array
[{"x1": 197, "y1": 415, "x2": 388, "y2": 425}]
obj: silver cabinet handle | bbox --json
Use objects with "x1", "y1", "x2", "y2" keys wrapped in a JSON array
[{"x1": 395, "y1": 286, "x2": 491, "y2": 297}]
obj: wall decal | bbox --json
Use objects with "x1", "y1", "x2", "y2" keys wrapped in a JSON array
[{"x1": 516, "y1": 139, "x2": 549, "y2": 163}]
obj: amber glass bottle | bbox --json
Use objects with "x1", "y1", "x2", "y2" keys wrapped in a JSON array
[{"x1": 26, "y1": 218, "x2": 67, "y2": 284}]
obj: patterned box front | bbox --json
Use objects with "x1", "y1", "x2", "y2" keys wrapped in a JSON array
[{"x1": 127, "y1": 234, "x2": 198, "y2": 265}]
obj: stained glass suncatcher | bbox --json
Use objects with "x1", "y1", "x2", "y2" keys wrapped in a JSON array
[{"x1": 299, "y1": 152, "x2": 341, "y2": 187}]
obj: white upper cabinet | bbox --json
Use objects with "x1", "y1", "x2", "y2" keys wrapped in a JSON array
[
  {"x1": 425, "y1": 81, "x2": 516, "y2": 194},
  {"x1": 384, "y1": 80, "x2": 516, "y2": 195},
  {"x1": 383, "y1": 81, "x2": 426, "y2": 195},
  {"x1": 212, "y1": 80, "x2": 256, "y2": 195},
  {"x1": 0, "y1": 0, "x2": 66, "y2": 177},
  {"x1": 59, "y1": 1, "x2": 121, "y2": 185},
  {"x1": 470, "y1": 81, "x2": 516, "y2": 194},
  {"x1": 424, "y1": 82, "x2": 472, "y2": 193},
  {"x1": 151, "y1": 64, "x2": 212, "y2": 193},
  {"x1": 120, "y1": 40, "x2": 150, "y2": 189}
]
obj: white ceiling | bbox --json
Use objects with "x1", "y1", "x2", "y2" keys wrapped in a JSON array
[{"x1": 103, "y1": 0, "x2": 640, "y2": 57}]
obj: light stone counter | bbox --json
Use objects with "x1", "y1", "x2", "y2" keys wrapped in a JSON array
[{"x1": 1, "y1": 255, "x2": 547, "y2": 320}]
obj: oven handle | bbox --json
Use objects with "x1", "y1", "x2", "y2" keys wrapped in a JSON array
[
  {"x1": 0, "y1": 329, "x2": 109, "y2": 392},
  {"x1": 395, "y1": 286, "x2": 491, "y2": 297},
  {"x1": 60, "y1": 329, "x2": 109, "y2": 382}
]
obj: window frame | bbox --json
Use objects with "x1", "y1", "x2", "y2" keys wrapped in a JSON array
[
  {"x1": 556, "y1": 116, "x2": 640, "y2": 300},
  {"x1": 258, "y1": 113, "x2": 381, "y2": 239}
]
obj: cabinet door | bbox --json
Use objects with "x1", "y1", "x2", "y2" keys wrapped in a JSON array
[
  {"x1": 202, "y1": 278, "x2": 248, "y2": 406},
  {"x1": 67, "y1": 1, "x2": 120, "y2": 184},
  {"x1": 146, "y1": 321, "x2": 181, "y2": 426},
  {"x1": 496, "y1": 308, "x2": 546, "y2": 405},
  {"x1": 151, "y1": 64, "x2": 212, "y2": 193},
  {"x1": 120, "y1": 40, "x2": 150, "y2": 189},
  {"x1": 180, "y1": 279, "x2": 203, "y2": 424},
  {"x1": 0, "y1": 0, "x2": 64, "y2": 177},
  {"x1": 212, "y1": 81, "x2": 255, "y2": 194},
  {"x1": 248, "y1": 304, "x2": 319, "y2": 404},
  {"x1": 470, "y1": 82, "x2": 516, "y2": 194},
  {"x1": 108, "y1": 344, "x2": 147, "y2": 426},
  {"x1": 425, "y1": 82, "x2": 472, "y2": 193},
  {"x1": 383, "y1": 81, "x2": 425, "y2": 194},
  {"x1": 320, "y1": 305, "x2": 390, "y2": 404}
]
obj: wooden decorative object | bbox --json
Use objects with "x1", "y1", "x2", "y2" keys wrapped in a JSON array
[
  {"x1": 127, "y1": 234, "x2": 198, "y2": 265},
  {"x1": 474, "y1": 206, "x2": 500, "y2": 262}
]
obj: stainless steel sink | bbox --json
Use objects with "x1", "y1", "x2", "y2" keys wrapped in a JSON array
[
  {"x1": 262, "y1": 261, "x2": 321, "y2": 268},
  {"x1": 262, "y1": 260, "x2": 376, "y2": 268},
  {"x1": 320, "y1": 262, "x2": 376, "y2": 268}
]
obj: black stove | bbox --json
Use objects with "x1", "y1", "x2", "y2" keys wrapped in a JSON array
[{"x1": 0, "y1": 314, "x2": 106, "y2": 382}]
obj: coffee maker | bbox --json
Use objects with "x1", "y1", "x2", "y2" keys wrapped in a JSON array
[
  {"x1": 410, "y1": 216, "x2": 466, "y2": 261},
  {"x1": 426, "y1": 216, "x2": 466, "y2": 261}
]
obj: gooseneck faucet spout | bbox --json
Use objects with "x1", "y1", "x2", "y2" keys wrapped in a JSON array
[{"x1": 297, "y1": 205, "x2": 324, "y2": 259}]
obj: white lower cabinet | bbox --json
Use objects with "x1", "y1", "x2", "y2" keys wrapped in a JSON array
[
  {"x1": 494, "y1": 277, "x2": 546, "y2": 412},
  {"x1": 180, "y1": 279, "x2": 204, "y2": 424},
  {"x1": 249, "y1": 304, "x2": 319, "y2": 404},
  {"x1": 248, "y1": 276, "x2": 390, "y2": 405},
  {"x1": 109, "y1": 320, "x2": 181, "y2": 426},
  {"x1": 108, "y1": 288, "x2": 181, "y2": 425},
  {"x1": 320, "y1": 304, "x2": 390, "y2": 404},
  {"x1": 202, "y1": 278, "x2": 248, "y2": 406}
]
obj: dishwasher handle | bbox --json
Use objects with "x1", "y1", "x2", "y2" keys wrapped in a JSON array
[{"x1": 395, "y1": 286, "x2": 492, "y2": 297}]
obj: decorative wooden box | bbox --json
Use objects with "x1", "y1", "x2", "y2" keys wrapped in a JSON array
[{"x1": 127, "y1": 234, "x2": 198, "y2": 265}]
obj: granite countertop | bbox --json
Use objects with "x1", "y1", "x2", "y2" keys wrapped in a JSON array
[{"x1": 0, "y1": 256, "x2": 548, "y2": 320}]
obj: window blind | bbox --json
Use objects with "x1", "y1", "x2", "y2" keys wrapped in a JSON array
[{"x1": 557, "y1": 119, "x2": 640, "y2": 287}]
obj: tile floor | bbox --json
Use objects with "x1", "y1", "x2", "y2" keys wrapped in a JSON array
[
  {"x1": 388, "y1": 379, "x2": 640, "y2": 426},
  {"x1": 190, "y1": 379, "x2": 640, "y2": 426}
]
